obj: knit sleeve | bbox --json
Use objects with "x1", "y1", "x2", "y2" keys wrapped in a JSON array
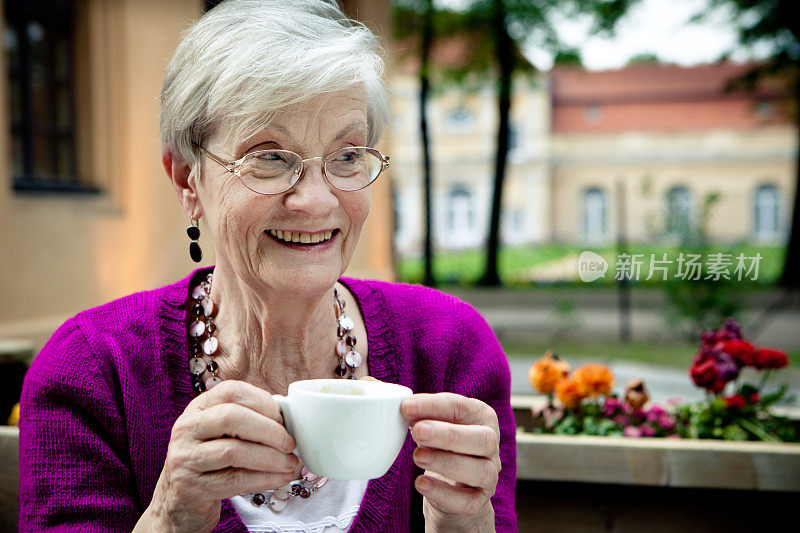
[
  {"x1": 18, "y1": 317, "x2": 139, "y2": 532},
  {"x1": 448, "y1": 301, "x2": 517, "y2": 532}
]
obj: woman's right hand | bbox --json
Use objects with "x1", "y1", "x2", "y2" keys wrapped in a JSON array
[{"x1": 134, "y1": 380, "x2": 299, "y2": 532}]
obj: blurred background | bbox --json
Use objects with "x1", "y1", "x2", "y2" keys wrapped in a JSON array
[{"x1": 0, "y1": 0, "x2": 798, "y2": 420}]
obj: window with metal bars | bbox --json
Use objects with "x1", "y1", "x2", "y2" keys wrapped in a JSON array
[{"x1": 4, "y1": 0, "x2": 97, "y2": 193}]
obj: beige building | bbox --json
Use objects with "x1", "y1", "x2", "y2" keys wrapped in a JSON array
[
  {"x1": 390, "y1": 72, "x2": 552, "y2": 255},
  {"x1": 0, "y1": 0, "x2": 394, "y2": 350},
  {"x1": 549, "y1": 64, "x2": 797, "y2": 246},
  {"x1": 390, "y1": 61, "x2": 798, "y2": 258}
]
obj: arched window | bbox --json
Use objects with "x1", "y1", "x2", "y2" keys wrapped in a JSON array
[
  {"x1": 581, "y1": 187, "x2": 607, "y2": 243},
  {"x1": 444, "y1": 185, "x2": 475, "y2": 248},
  {"x1": 753, "y1": 184, "x2": 779, "y2": 241},
  {"x1": 666, "y1": 186, "x2": 692, "y2": 239}
]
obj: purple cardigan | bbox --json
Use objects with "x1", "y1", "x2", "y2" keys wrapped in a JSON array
[{"x1": 19, "y1": 268, "x2": 517, "y2": 532}]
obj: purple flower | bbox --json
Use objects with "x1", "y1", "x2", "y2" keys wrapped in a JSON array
[
  {"x1": 645, "y1": 404, "x2": 666, "y2": 422},
  {"x1": 603, "y1": 397, "x2": 620, "y2": 416},
  {"x1": 657, "y1": 414, "x2": 676, "y2": 431},
  {"x1": 715, "y1": 352, "x2": 740, "y2": 382},
  {"x1": 623, "y1": 426, "x2": 642, "y2": 438},
  {"x1": 700, "y1": 330, "x2": 716, "y2": 344},
  {"x1": 613, "y1": 415, "x2": 629, "y2": 426},
  {"x1": 639, "y1": 424, "x2": 656, "y2": 437},
  {"x1": 666, "y1": 397, "x2": 682, "y2": 406}
]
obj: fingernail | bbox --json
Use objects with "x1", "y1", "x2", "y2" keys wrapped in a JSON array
[
  {"x1": 404, "y1": 399, "x2": 418, "y2": 418},
  {"x1": 414, "y1": 448, "x2": 432, "y2": 467},
  {"x1": 414, "y1": 422, "x2": 431, "y2": 441},
  {"x1": 417, "y1": 476, "x2": 431, "y2": 493}
]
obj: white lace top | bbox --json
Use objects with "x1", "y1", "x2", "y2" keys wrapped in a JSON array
[{"x1": 231, "y1": 479, "x2": 369, "y2": 533}]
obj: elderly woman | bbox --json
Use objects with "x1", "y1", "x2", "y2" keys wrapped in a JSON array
[{"x1": 18, "y1": 1, "x2": 516, "y2": 531}]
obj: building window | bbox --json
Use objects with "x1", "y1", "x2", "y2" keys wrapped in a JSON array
[
  {"x1": 444, "y1": 105, "x2": 474, "y2": 134},
  {"x1": 502, "y1": 207, "x2": 524, "y2": 244},
  {"x1": 444, "y1": 184, "x2": 475, "y2": 248},
  {"x1": 753, "y1": 183, "x2": 779, "y2": 242},
  {"x1": 581, "y1": 187, "x2": 607, "y2": 243},
  {"x1": 4, "y1": 1, "x2": 95, "y2": 193},
  {"x1": 666, "y1": 186, "x2": 692, "y2": 240}
]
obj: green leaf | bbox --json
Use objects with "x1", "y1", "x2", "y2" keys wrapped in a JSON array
[
  {"x1": 722, "y1": 424, "x2": 748, "y2": 441},
  {"x1": 739, "y1": 418, "x2": 780, "y2": 442}
]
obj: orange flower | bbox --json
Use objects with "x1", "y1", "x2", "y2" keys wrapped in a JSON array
[
  {"x1": 555, "y1": 378, "x2": 585, "y2": 409},
  {"x1": 528, "y1": 351, "x2": 571, "y2": 394},
  {"x1": 572, "y1": 364, "x2": 615, "y2": 398}
]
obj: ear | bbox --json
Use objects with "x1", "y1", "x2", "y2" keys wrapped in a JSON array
[{"x1": 163, "y1": 150, "x2": 203, "y2": 220}]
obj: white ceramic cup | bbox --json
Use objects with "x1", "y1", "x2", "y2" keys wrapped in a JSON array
[{"x1": 272, "y1": 378, "x2": 413, "y2": 480}]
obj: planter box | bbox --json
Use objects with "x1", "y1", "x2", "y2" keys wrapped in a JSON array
[
  {"x1": 512, "y1": 394, "x2": 800, "y2": 491},
  {"x1": 511, "y1": 395, "x2": 800, "y2": 531},
  {"x1": 517, "y1": 432, "x2": 800, "y2": 491}
]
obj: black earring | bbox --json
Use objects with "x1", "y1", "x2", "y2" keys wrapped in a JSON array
[{"x1": 187, "y1": 219, "x2": 202, "y2": 263}]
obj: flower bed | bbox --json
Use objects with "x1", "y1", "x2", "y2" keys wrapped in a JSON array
[{"x1": 525, "y1": 319, "x2": 797, "y2": 442}]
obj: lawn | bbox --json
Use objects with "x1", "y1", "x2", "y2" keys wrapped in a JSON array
[{"x1": 396, "y1": 243, "x2": 786, "y2": 287}]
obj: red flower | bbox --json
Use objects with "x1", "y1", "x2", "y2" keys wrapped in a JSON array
[
  {"x1": 724, "y1": 394, "x2": 747, "y2": 410},
  {"x1": 721, "y1": 339, "x2": 756, "y2": 367},
  {"x1": 749, "y1": 393, "x2": 760, "y2": 404},
  {"x1": 690, "y1": 360, "x2": 717, "y2": 388},
  {"x1": 709, "y1": 379, "x2": 727, "y2": 394},
  {"x1": 753, "y1": 348, "x2": 789, "y2": 370}
]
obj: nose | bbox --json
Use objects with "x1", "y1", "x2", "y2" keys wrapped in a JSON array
[{"x1": 282, "y1": 157, "x2": 339, "y2": 216}]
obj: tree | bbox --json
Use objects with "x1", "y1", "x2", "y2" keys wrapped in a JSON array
[
  {"x1": 698, "y1": 0, "x2": 799, "y2": 287},
  {"x1": 394, "y1": 0, "x2": 640, "y2": 285},
  {"x1": 479, "y1": 0, "x2": 641, "y2": 285},
  {"x1": 420, "y1": 0, "x2": 436, "y2": 287}
]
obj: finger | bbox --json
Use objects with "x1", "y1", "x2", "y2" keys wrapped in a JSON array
[
  {"x1": 410, "y1": 420, "x2": 499, "y2": 457},
  {"x1": 359, "y1": 376, "x2": 380, "y2": 382},
  {"x1": 413, "y1": 447, "x2": 498, "y2": 491},
  {"x1": 189, "y1": 438, "x2": 299, "y2": 474},
  {"x1": 191, "y1": 403, "x2": 295, "y2": 452},
  {"x1": 401, "y1": 393, "x2": 498, "y2": 432},
  {"x1": 200, "y1": 468, "x2": 298, "y2": 500},
  {"x1": 415, "y1": 474, "x2": 490, "y2": 517},
  {"x1": 189, "y1": 380, "x2": 283, "y2": 422}
]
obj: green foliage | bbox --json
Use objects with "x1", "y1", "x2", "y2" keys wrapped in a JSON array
[
  {"x1": 627, "y1": 52, "x2": 660, "y2": 65},
  {"x1": 672, "y1": 385, "x2": 798, "y2": 441}
]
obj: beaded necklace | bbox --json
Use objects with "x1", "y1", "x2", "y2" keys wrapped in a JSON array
[{"x1": 188, "y1": 272, "x2": 362, "y2": 511}]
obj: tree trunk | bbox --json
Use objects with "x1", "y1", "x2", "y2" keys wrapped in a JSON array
[
  {"x1": 480, "y1": 0, "x2": 512, "y2": 286},
  {"x1": 778, "y1": 77, "x2": 800, "y2": 288},
  {"x1": 420, "y1": 0, "x2": 435, "y2": 287}
]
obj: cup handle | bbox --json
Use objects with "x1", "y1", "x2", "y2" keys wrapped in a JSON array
[
  {"x1": 272, "y1": 394, "x2": 299, "y2": 457},
  {"x1": 271, "y1": 393, "x2": 288, "y2": 419}
]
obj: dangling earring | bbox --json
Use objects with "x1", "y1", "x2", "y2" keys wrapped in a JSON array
[{"x1": 187, "y1": 219, "x2": 202, "y2": 263}]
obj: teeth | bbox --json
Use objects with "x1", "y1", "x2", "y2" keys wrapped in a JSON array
[{"x1": 268, "y1": 229, "x2": 334, "y2": 245}]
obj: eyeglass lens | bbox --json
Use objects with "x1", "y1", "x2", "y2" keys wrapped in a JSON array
[{"x1": 237, "y1": 147, "x2": 384, "y2": 194}]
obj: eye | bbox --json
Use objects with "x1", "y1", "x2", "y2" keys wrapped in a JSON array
[{"x1": 335, "y1": 149, "x2": 361, "y2": 163}]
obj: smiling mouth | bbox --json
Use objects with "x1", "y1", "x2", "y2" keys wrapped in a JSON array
[{"x1": 266, "y1": 229, "x2": 338, "y2": 246}]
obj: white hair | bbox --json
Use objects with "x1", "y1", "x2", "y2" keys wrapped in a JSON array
[{"x1": 160, "y1": 0, "x2": 389, "y2": 163}]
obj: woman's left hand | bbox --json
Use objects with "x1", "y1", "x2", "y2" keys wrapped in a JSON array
[{"x1": 401, "y1": 393, "x2": 500, "y2": 531}]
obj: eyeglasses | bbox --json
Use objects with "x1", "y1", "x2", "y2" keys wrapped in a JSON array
[{"x1": 193, "y1": 143, "x2": 390, "y2": 195}]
